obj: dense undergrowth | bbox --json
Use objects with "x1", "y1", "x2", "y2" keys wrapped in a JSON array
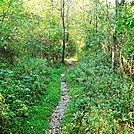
[
  {"x1": 0, "y1": 58, "x2": 65, "y2": 134},
  {"x1": 62, "y1": 49, "x2": 134, "y2": 134},
  {"x1": 0, "y1": 1, "x2": 133, "y2": 134}
]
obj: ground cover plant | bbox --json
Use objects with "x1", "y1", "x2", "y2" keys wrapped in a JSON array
[
  {"x1": 22, "y1": 63, "x2": 66, "y2": 134},
  {"x1": 0, "y1": 0, "x2": 133, "y2": 133},
  {"x1": 62, "y1": 49, "x2": 134, "y2": 134},
  {"x1": 0, "y1": 58, "x2": 66, "y2": 133}
]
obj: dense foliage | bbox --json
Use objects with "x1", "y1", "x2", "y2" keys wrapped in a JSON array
[
  {"x1": 0, "y1": 58, "x2": 49, "y2": 133},
  {"x1": 0, "y1": 0, "x2": 79, "y2": 64},
  {"x1": 0, "y1": 0, "x2": 68, "y2": 133},
  {"x1": 62, "y1": 49, "x2": 134, "y2": 133},
  {"x1": 0, "y1": 0, "x2": 133, "y2": 133},
  {"x1": 0, "y1": 58, "x2": 66, "y2": 133},
  {"x1": 62, "y1": 1, "x2": 134, "y2": 133}
]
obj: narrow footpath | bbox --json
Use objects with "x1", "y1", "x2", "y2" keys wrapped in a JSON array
[{"x1": 46, "y1": 64, "x2": 74, "y2": 134}]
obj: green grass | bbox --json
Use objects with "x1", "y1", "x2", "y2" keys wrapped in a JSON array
[
  {"x1": 20, "y1": 65, "x2": 66, "y2": 134},
  {"x1": 61, "y1": 67, "x2": 82, "y2": 134},
  {"x1": 1, "y1": 58, "x2": 67, "y2": 134}
]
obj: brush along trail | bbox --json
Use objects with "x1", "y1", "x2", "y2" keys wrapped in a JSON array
[{"x1": 46, "y1": 64, "x2": 75, "y2": 134}]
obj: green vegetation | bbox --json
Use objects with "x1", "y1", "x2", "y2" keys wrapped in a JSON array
[
  {"x1": 0, "y1": 0, "x2": 134, "y2": 133},
  {"x1": 0, "y1": 58, "x2": 65, "y2": 133},
  {"x1": 22, "y1": 64, "x2": 66, "y2": 134},
  {"x1": 62, "y1": 49, "x2": 133, "y2": 133}
]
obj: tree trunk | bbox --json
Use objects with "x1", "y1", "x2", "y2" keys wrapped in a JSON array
[
  {"x1": 112, "y1": 0, "x2": 118, "y2": 68},
  {"x1": 119, "y1": 51, "x2": 124, "y2": 74},
  {"x1": 112, "y1": 37, "x2": 116, "y2": 68},
  {"x1": 61, "y1": 0, "x2": 66, "y2": 63},
  {"x1": 95, "y1": 1, "x2": 98, "y2": 33}
]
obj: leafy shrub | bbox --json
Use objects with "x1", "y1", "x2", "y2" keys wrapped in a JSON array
[
  {"x1": 62, "y1": 50, "x2": 134, "y2": 134},
  {"x1": 0, "y1": 58, "x2": 51, "y2": 133}
]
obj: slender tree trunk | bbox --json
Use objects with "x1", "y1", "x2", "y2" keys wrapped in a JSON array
[
  {"x1": 112, "y1": 0, "x2": 118, "y2": 68},
  {"x1": 106, "y1": 0, "x2": 110, "y2": 51},
  {"x1": 61, "y1": 0, "x2": 66, "y2": 63},
  {"x1": 119, "y1": 51, "x2": 124, "y2": 73},
  {"x1": 66, "y1": 0, "x2": 71, "y2": 46},
  {"x1": 95, "y1": 1, "x2": 98, "y2": 33},
  {"x1": 112, "y1": 36, "x2": 116, "y2": 68}
]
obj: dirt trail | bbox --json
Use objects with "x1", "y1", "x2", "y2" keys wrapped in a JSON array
[{"x1": 46, "y1": 64, "x2": 74, "y2": 134}]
